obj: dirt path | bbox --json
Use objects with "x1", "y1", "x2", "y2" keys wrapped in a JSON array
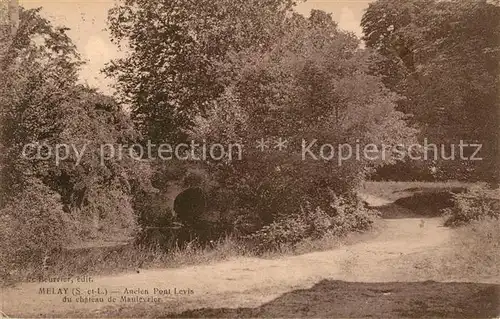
[{"x1": 1, "y1": 197, "x2": 498, "y2": 318}]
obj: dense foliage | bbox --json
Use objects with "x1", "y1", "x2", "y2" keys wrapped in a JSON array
[
  {"x1": 362, "y1": 0, "x2": 500, "y2": 183},
  {"x1": 105, "y1": 0, "x2": 296, "y2": 143},
  {"x1": 106, "y1": 1, "x2": 416, "y2": 249},
  {"x1": 3, "y1": 0, "x2": 496, "y2": 267},
  {"x1": 249, "y1": 193, "x2": 378, "y2": 252},
  {"x1": 0, "y1": 8, "x2": 151, "y2": 272},
  {"x1": 443, "y1": 184, "x2": 500, "y2": 227}
]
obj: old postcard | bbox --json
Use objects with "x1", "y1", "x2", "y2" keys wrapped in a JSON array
[{"x1": 1, "y1": 0, "x2": 499, "y2": 317}]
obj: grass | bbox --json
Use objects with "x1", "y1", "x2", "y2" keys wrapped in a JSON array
[
  {"x1": 4, "y1": 181, "x2": 497, "y2": 318},
  {"x1": 3, "y1": 180, "x2": 486, "y2": 287},
  {"x1": 3, "y1": 220, "x2": 385, "y2": 287},
  {"x1": 379, "y1": 181, "x2": 500, "y2": 283},
  {"x1": 442, "y1": 218, "x2": 500, "y2": 281},
  {"x1": 405, "y1": 217, "x2": 500, "y2": 283},
  {"x1": 2, "y1": 236, "x2": 252, "y2": 286},
  {"x1": 257, "y1": 218, "x2": 385, "y2": 258}
]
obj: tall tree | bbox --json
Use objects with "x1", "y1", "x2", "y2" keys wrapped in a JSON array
[
  {"x1": 0, "y1": 7, "x2": 150, "y2": 261},
  {"x1": 362, "y1": 0, "x2": 500, "y2": 182},
  {"x1": 105, "y1": 0, "x2": 296, "y2": 143},
  {"x1": 189, "y1": 10, "x2": 416, "y2": 225}
]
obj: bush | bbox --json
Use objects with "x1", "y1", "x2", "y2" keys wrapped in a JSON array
[
  {"x1": 248, "y1": 192, "x2": 378, "y2": 252},
  {"x1": 68, "y1": 186, "x2": 138, "y2": 240},
  {"x1": 443, "y1": 184, "x2": 500, "y2": 227},
  {"x1": 0, "y1": 179, "x2": 67, "y2": 278},
  {"x1": 327, "y1": 194, "x2": 379, "y2": 234},
  {"x1": 207, "y1": 150, "x2": 368, "y2": 232}
]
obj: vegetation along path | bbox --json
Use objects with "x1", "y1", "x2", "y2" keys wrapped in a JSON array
[{"x1": 3, "y1": 193, "x2": 499, "y2": 318}]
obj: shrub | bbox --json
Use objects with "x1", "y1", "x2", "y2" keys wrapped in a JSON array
[
  {"x1": 327, "y1": 193, "x2": 379, "y2": 235},
  {"x1": 207, "y1": 150, "x2": 369, "y2": 233},
  {"x1": 0, "y1": 179, "x2": 67, "y2": 278},
  {"x1": 248, "y1": 192, "x2": 378, "y2": 252},
  {"x1": 71, "y1": 185, "x2": 138, "y2": 240},
  {"x1": 443, "y1": 184, "x2": 500, "y2": 227}
]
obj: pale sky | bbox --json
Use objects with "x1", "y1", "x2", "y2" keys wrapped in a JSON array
[{"x1": 20, "y1": 0, "x2": 373, "y2": 93}]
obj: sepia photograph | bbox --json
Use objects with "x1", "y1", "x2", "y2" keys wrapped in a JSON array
[{"x1": 0, "y1": 0, "x2": 499, "y2": 317}]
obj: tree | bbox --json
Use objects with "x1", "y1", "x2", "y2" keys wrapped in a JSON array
[
  {"x1": 190, "y1": 10, "x2": 416, "y2": 227},
  {"x1": 105, "y1": 0, "x2": 296, "y2": 144},
  {"x1": 105, "y1": 1, "x2": 416, "y2": 242},
  {"x1": 0, "y1": 7, "x2": 151, "y2": 261},
  {"x1": 362, "y1": 0, "x2": 500, "y2": 182}
]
